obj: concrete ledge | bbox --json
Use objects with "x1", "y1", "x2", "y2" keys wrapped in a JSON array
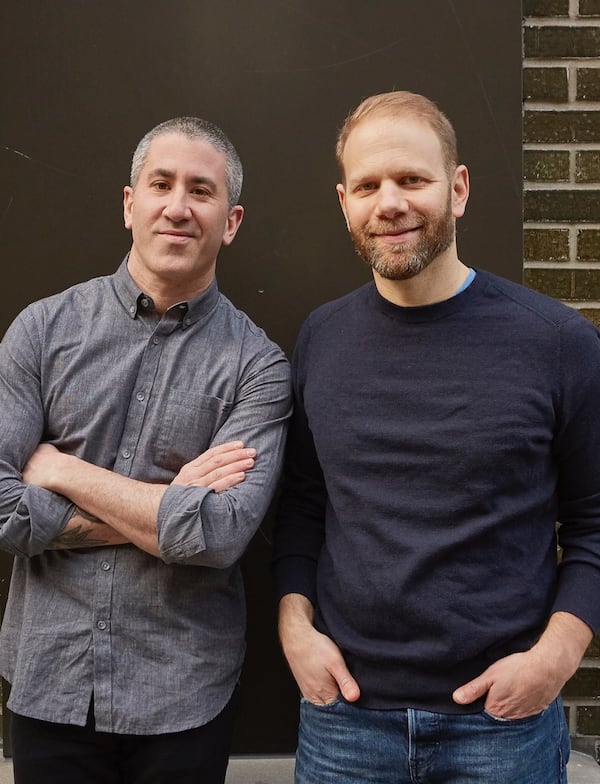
[
  {"x1": 570, "y1": 751, "x2": 600, "y2": 784},
  {"x1": 226, "y1": 755, "x2": 294, "y2": 783},
  {"x1": 225, "y1": 752, "x2": 600, "y2": 784},
  {"x1": 0, "y1": 751, "x2": 597, "y2": 783}
]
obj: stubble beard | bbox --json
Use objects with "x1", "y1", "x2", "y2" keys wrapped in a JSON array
[{"x1": 350, "y1": 196, "x2": 455, "y2": 281}]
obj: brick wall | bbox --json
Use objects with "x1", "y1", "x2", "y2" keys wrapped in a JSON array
[
  {"x1": 523, "y1": 0, "x2": 600, "y2": 758},
  {"x1": 523, "y1": 0, "x2": 600, "y2": 327}
]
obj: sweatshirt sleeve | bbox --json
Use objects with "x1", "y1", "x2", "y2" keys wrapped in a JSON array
[
  {"x1": 272, "y1": 321, "x2": 327, "y2": 605},
  {"x1": 552, "y1": 313, "x2": 600, "y2": 631}
]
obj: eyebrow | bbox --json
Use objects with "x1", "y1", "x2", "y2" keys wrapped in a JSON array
[{"x1": 146, "y1": 168, "x2": 218, "y2": 191}]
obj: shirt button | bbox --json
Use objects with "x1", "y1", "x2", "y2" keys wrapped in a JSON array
[
  {"x1": 152, "y1": 337, "x2": 159, "y2": 345},
  {"x1": 141, "y1": 297, "x2": 150, "y2": 308},
  {"x1": 97, "y1": 620, "x2": 107, "y2": 631},
  {"x1": 136, "y1": 392, "x2": 145, "y2": 402},
  {"x1": 101, "y1": 561, "x2": 111, "y2": 571},
  {"x1": 122, "y1": 449, "x2": 131, "y2": 459}
]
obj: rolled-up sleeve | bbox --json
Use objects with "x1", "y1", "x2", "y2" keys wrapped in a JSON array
[
  {"x1": 0, "y1": 311, "x2": 74, "y2": 557},
  {"x1": 157, "y1": 346, "x2": 292, "y2": 567}
]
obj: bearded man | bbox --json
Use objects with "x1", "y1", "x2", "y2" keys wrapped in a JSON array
[{"x1": 272, "y1": 91, "x2": 600, "y2": 784}]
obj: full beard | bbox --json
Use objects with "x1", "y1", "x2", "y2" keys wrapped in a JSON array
[{"x1": 350, "y1": 199, "x2": 455, "y2": 281}]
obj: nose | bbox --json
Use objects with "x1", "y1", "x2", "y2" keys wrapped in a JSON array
[
  {"x1": 163, "y1": 188, "x2": 192, "y2": 222},
  {"x1": 375, "y1": 181, "x2": 409, "y2": 219}
]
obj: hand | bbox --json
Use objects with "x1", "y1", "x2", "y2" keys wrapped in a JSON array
[
  {"x1": 452, "y1": 648, "x2": 562, "y2": 719},
  {"x1": 278, "y1": 594, "x2": 360, "y2": 705},
  {"x1": 287, "y1": 625, "x2": 361, "y2": 706},
  {"x1": 453, "y1": 612, "x2": 592, "y2": 719},
  {"x1": 171, "y1": 441, "x2": 256, "y2": 493},
  {"x1": 22, "y1": 442, "x2": 62, "y2": 488}
]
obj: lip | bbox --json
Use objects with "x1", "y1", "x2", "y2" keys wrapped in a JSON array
[
  {"x1": 374, "y1": 226, "x2": 420, "y2": 243},
  {"x1": 158, "y1": 230, "x2": 195, "y2": 243}
]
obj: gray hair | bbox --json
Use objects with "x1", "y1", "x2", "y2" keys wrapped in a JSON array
[{"x1": 130, "y1": 117, "x2": 243, "y2": 208}]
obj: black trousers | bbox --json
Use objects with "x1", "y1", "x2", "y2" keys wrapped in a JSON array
[{"x1": 10, "y1": 692, "x2": 238, "y2": 784}]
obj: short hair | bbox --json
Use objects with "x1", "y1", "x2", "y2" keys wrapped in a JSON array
[
  {"x1": 130, "y1": 117, "x2": 243, "y2": 209},
  {"x1": 336, "y1": 91, "x2": 459, "y2": 179}
]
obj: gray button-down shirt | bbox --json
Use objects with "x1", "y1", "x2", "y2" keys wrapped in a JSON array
[{"x1": 0, "y1": 259, "x2": 291, "y2": 734}]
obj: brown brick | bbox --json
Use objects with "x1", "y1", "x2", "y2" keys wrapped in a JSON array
[
  {"x1": 580, "y1": 308, "x2": 600, "y2": 327},
  {"x1": 576, "y1": 151, "x2": 600, "y2": 183},
  {"x1": 578, "y1": 230, "x2": 600, "y2": 262},
  {"x1": 524, "y1": 26, "x2": 600, "y2": 58},
  {"x1": 574, "y1": 269, "x2": 600, "y2": 299},
  {"x1": 524, "y1": 229, "x2": 570, "y2": 261},
  {"x1": 524, "y1": 150, "x2": 570, "y2": 182},
  {"x1": 525, "y1": 190, "x2": 600, "y2": 222},
  {"x1": 523, "y1": 0, "x2": 569, "y2": 14},
  {"x1": 562, "y1": 667, "x2": 600, "y2": 699},
  {"x1": 524, "y1": 111, "x2": 600, "y2": 144},
  {"x1": 524, "y1": 268, "x2": 572, "y2": 298},
  {"x1": 577, "y1": 69, "x2": 600, "y2": 102},
  {"x1": 523, "y1": 68, "x2": 568, "y2": 103},
  {"x1": 580, "y1": 0, "x2": 600, "y2": 15}
]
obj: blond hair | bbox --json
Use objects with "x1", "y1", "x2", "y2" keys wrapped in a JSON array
[{"x1": 336, "y1": 91, "x2": 458, "y2": 179}]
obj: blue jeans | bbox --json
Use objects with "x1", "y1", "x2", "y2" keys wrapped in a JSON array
[{"x1": 295, "y1": 696, "x2": 569, "y2": 784}]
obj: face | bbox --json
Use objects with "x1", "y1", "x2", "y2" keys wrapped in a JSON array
[
  {"x1": 123, "y1": 132, "x2": 243, "y2": 299},
  {"x1": 336, "y1": 115, "x2": 468, "y2": 282}
]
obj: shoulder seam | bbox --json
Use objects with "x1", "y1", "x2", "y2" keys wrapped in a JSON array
[{"x1": 484, "y1": 275, "x2": 580, "y2": 330}]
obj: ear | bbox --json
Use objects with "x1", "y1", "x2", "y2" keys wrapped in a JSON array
[
  {"x1": 451, "y1": 165, "x2": 469, "y2": 219},
  {"x1": 221, "y1": 205, "x2": 244, "y2": 247},
  {"x1": 336, "y1": 183, "x2": 351, "y2": 231},
  {"x1": 123, "y1": 186, "x2": 134, "y2": 230}
]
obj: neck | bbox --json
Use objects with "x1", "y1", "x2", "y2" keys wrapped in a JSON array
[
  {"x1": 127, "y1": 253, "x2": 215, "y2": 315},
  {"x1": 373, "y1": 252, "x2": 470, "y2": 308}
]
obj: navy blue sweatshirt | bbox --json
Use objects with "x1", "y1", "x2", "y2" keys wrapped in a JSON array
[{"x1": 273, "y1": 270, "x2": 600, "y2": 713}]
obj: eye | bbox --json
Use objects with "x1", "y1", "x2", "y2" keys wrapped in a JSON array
[
  {"x1": 402, "y1": 176, "x2": 425, "y2": 186},
  {"x1": 355, "y1": 181, "x2": 378, "y2": 193},
  {"x1": 191, "y1": 186, "x2": 212, "y2": 197},
  {"x1": 151, "y1": 180, "x2": 170, "y2": 191}
]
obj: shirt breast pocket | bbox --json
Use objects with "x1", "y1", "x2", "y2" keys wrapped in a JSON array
[{"x1": 153, "y1": 390, "x2": 233, "y2": 473}]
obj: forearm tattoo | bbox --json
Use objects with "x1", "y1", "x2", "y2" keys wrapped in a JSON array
[{"x1": 50, "y1": 507, "x2": 109, "y2": 549}]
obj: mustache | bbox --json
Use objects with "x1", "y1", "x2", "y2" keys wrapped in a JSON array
[{"x1": 364, "y1": 218, "x2": 425, "y2": 235}]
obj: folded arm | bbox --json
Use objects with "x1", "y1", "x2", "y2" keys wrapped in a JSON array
[
  {"x1": 23, "y1": 441, "x2": 257, "y2": 555},
  {"x1": 25, "y1": 349, "x2": 290, "y2": 563},
  {"x1": 155, "y1": 347, "x2": 291, "y2": 567},
  {"x1": 0, "y1": 308, "x2": 290, "y2": 562}
]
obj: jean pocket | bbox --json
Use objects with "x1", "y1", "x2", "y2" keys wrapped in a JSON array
[
  {"x1": 300, "y1": 696, "x2": 342, "y2": 710},
  {"x1": 482, "y1": 707, "x2": 546, "y2": 725}
]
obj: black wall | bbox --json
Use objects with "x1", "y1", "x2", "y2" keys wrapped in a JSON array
[{"x1": 1, "y1": 0, "x2": 523, "y2": 753}]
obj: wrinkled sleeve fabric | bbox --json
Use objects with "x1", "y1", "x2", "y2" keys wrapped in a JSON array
[
  {"x1": 0, "y1": 309, "x2": 74, "y2": 557},
  {"x1": 157, "y1": 344, "x2": 292, "y2": 567},
  {"x1": 272, "y1": 319, "x2": 327, "y2": 605},
  {"x1": 552, "y1": 315, "x2": 600, "y2": 632}
]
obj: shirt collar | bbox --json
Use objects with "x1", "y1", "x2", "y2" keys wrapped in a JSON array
[{"x1": 112, "y1": 256, "x2": 220, "y2": 328}]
